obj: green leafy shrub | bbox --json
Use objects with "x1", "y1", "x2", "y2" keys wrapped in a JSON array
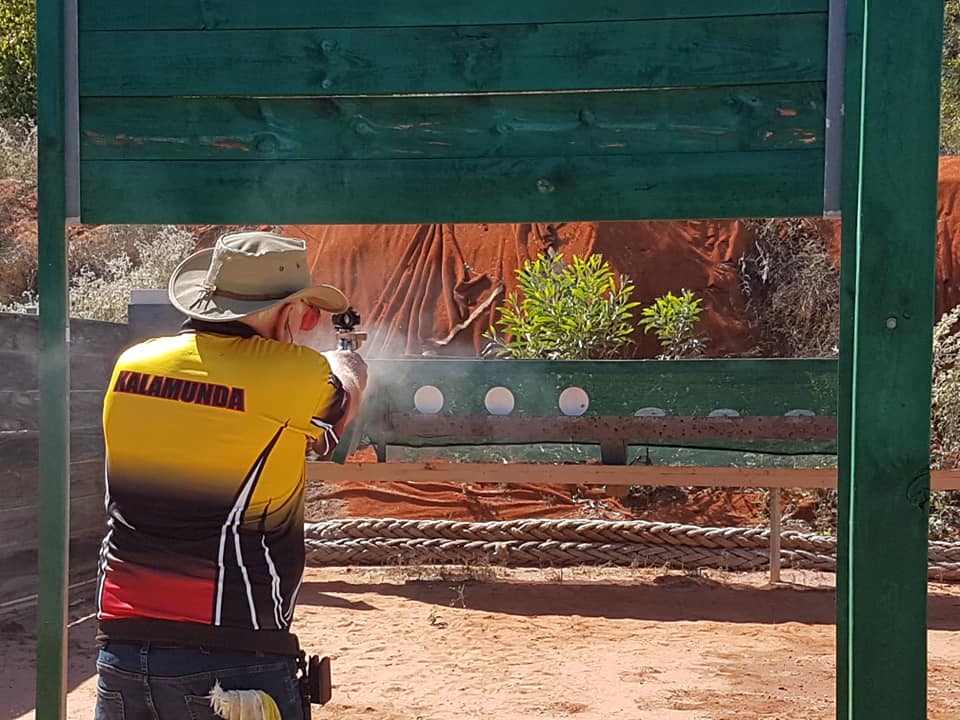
[
  {"x1": 484, "y1": 252, "x2": 639, "y2": 360},
  {"x1": 0, "y1": 0, "x2": 36, "y2": 118},
  {"x1": 639, "y1": 289, "x2": 705, "y2": 359}
]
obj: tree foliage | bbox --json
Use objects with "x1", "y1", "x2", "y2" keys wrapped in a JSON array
[
  {"x1": 0, "y1": 0, "x2": 36, "y2": 118},
  {"x1": 485, "y1": 252, "x2": 639, "y2": 360}
]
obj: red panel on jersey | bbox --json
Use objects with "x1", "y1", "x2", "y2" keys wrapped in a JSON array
[{"x1": 100, "y1": 562, "x2": 216, "y2": 624}]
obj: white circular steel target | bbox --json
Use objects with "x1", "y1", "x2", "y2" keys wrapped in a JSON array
[
  {"x1": 634, "y1": 407, "x2": 666, "y2": 417},
  {"x1": 558, "y1": 386, "x2": 590, "y2": 416},
  {"x1": 413, "y1": 385, "x2": 444, "y2": 415},
  {"x1": 484, "y1": 386, "x2": 515, "y2": 415},
  {"x1": 708, "y1": 408, "x2": 740, "y2": 417}
]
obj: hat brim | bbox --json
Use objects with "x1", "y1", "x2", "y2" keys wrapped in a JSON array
[{"x1": 168, "y1": 248, "x2": 349, "y2": 322}]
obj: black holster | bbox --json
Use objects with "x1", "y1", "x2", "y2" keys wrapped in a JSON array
[{"x1": 296, "y1": 651, "x2": 332, "y2": 718}]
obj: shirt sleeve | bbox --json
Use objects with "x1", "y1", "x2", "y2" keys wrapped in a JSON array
[{"x1": 307, "y1": 373, "x2": 349, "y2": 459}]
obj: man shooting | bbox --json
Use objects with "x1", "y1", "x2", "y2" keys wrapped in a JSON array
[{"x1": 94, "y1": 232, "x2": 367, "y2": 719}]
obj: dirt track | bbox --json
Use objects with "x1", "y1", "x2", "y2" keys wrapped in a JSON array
[{"x1": 4, "y1": 567, "x2": 960, "y2": 720}]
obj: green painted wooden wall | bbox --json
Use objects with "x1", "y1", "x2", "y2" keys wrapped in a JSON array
[
  {"x1": 345, "y1": 358, "x2": 838, "y2": 458},
  {"x1": 75, "y1": 0, "x2": 830, "y2": 224},
  {"x1": 367, "y1": 358, "x2": 837, "y2": 417}
]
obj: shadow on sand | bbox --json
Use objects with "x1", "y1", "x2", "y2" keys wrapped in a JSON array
[{"x1": 298, "y1": 573, "x2": 960, "y2": 630}]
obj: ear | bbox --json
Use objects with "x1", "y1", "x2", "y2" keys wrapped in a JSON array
[{"x1": 274, "y1": 302, "x2": 303, "y2": 342}]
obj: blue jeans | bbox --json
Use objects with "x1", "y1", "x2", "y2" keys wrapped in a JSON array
[{"x1": 95, "y1": 643, "x2": 305, "y2": 720}]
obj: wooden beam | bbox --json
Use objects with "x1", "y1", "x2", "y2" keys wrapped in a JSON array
[
  {"x1": 80, "y1": 85, "x2": 826, "y2": 161},
  {"x1": 79, "y1": 0, "x2": 830, "y2": 32},
  {"x1": 78, "y1": 15, "x2": 827, "y2": 96},
  {"x1": 307, "y1": 462, "x2": 960, "y2": 491},
  {"x1": 381, "y1": 414, "x2": 839, "y2": 443},
  {"x1": 842, "y1": 0, "x2": 944, "y2": 717},
  {"x1": 36, "y1": 0, "x2": 71, "y2": 715},
  {"x1": 769, "y1": 487, "x2": 782, "y2": 584},
  {"x1": 835, "y1": 0, "x2": 865, "y2": 712},
  {"x1": 79, "y1": 150, "x2": 825, "y2": 224},
  {"x1": 0, "y1": 390, "x2": 104, "y2": 431}
]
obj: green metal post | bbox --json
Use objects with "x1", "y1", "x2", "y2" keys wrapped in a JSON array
[
  {"x1": 835, "y1": 0, "x2": 865, "y2": 716},
  {"x1": 35, "y1": 0, "x2": 70, "y2": 716},
  {"x1": 844, "y1": 0, "x2": 943, "y2": 718}
]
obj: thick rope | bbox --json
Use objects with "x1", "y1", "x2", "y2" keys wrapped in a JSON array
[{"x1": 304, "y1": 518, "x2": 960, "y2": 581}]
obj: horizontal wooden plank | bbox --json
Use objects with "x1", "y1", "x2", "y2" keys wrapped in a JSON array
[
  {"x1": 377, "y1": 439, "x2": 837, "y2": 457},
  {"x1": 80, "y1": 0, "x2": 828, "y2": 31},
  {"x1": 307, "y1": 462, "x2": 960, "y2": 490},
  {"x1": 0, "y1": 315, "x2": 128, "y2": 355},
  {"x1": 79, "y1": 150, "x2": 825, "y2": 224},
  {"x1": 80, "y1": 85, "x2": 825, "y2": 162},
  {"x1": 383, "y1": 443, "x2": 838, "y2": 464},
  {"x1": 0, "y1": 390, "x2": 40, "y2": 431},
  {"x1": 0, "y1": 427, "x2": 104, "y2": 475},
  {"x1": 0, "y1": 494, "x2": 107, "y2": 552},
  {"x1": 632, "y1": 447, "x2": 835, "y2": 467},
  {"x1": 0, "y1": 313, "x2": 40, "y2": 353},
  {"x1": 0, "y1": 459, "x2": 105, "y2": 503},
  {"x1": 79, "y1": 15, "x2": 827, "y2": 96},
  {"x1": 0, "y1": 350, "x2": 115, "y2": 391},
  {"x1": 0, "y1": 351, "x2": 35, "y2": 391},
  {"x1": 68, "y1": 318, "x2": 131, "y2": 355},
  {"x1": 69, "y1": 460, "x2": 107, "y2": 500},
  {"x1": 0, "y1": 312, "x2": 129, "y2": 357},
  {"x1": 380, "y1": 415, "x2": 838, "y2": 445},
  {"x1": 0, "y1": 545, "x2": 100, "y2": 606},
  {"x1": 0, "y1": 390, "x2": 104, "y2": 432},
  {"x1": 364, "y1": 359, "x2": 838, "y2": 416},
  {"x1": 2, "y1": 485, "x2": 105, "y2": 514}
]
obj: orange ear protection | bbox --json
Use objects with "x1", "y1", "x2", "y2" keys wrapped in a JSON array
[{"x1": 299, "y1": 304, "x2": 321, "y2": 332}]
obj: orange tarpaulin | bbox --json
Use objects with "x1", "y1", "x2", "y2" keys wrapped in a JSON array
[{"x1": 284, "y1": 221, "x2": 759, "y2": 358}]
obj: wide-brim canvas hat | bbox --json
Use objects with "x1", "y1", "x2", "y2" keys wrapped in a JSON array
[{"x1": 169, "y1": 231, "x2": 348, "y2": 322}]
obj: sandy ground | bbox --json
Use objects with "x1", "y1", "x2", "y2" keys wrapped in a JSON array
[{"x1": 4, "y1": 568, "x2": 960, "y2": 720}]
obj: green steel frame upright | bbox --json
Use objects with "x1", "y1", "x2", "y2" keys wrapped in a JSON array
[
  {"x1": 35, "y1": 0, "x2": 71, "y2": 716},
  {"x1": 33, "y1": 1, "x2": 945, "y2": 719}
]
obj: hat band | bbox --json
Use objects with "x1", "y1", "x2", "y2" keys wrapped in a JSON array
[{"x1": 196, "y1": 278, "x2": 298, "y2": 303}]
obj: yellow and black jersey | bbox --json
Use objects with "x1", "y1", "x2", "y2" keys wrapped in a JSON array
[{"x1": 97, "y1": 320, "x2": 346, "y2": 634}]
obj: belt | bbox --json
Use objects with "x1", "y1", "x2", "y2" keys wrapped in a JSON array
[{"x1": 97, "y1": 618, "x2": 301, "y2": 657}]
